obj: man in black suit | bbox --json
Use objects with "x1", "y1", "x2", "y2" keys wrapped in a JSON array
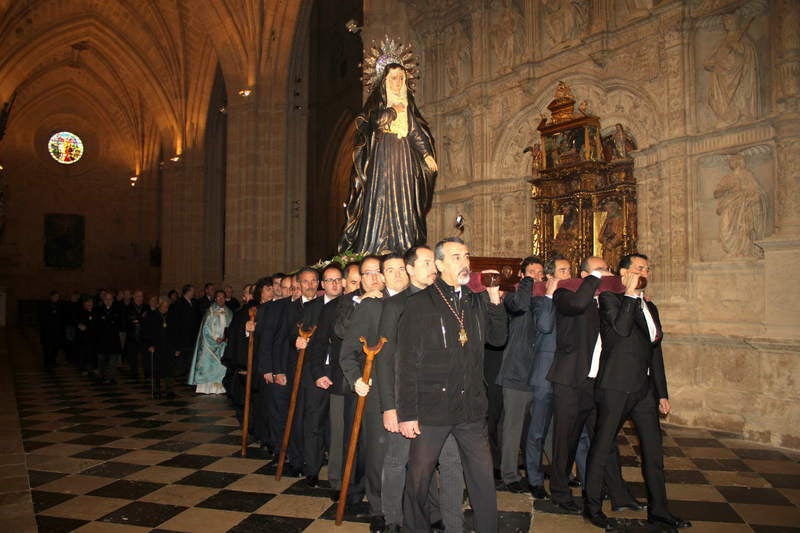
[
  {"x1": 584, "y1": 254, "x2": 691, "y2": 529},
  {"x1": 547, "y1": 256, "x2": 634, "y2": 514},
  {"x1": 39, "y1": 290, "x2": 65, "y2": 367},
  {"x1": 254, "y1": 276, "x2": 292, "y2": 457},
  {"x1": 397, "y1": 238, "x2": 507, "y2": 533},
  {"x1": 300, "y1": 265, "x2": 343, "y2": 486},
  {"x1": 169, "y1": 284, "x2": 199, "y2": 377},
  {"x1": 340, "y1": 254, "x2": 405, "y2": 533},
  {"x1": 306, "y1": 262, "x2": 361, "y2": 492}
]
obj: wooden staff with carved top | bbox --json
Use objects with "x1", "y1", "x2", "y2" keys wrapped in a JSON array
[
  {"x1": 275, "y1": 323, "x2": 317, "y2": 480},
  {"x1": 240, "y1": 306, "x2": 258, "y2": 457},
  {"x1": 335, "y1": 336, "x2": 388, "y2": 526}
]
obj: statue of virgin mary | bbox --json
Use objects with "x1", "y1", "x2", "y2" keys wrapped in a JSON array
[{"x1": 339, "y1": 37, "x2": 438, "y2": 255}]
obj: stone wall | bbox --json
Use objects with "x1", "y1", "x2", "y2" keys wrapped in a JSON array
[{"x1": 365, "y1": 0, "x2": 800, "y2": 448}]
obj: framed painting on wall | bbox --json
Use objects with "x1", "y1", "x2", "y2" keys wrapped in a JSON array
[{"x1": 44, "y1": 214, "x2": 84, "y2": 268}]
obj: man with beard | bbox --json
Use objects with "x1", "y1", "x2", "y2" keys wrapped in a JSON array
[{"x1": 397, "y1": 238, "x2": 507, "y2": 533}]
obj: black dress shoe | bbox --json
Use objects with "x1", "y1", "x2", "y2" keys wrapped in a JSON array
[
  {"x1": 369, "y1": 515, "x2": 386, "y2": 532},
  {"x1": 568, "y1": 476, "x2": 582, "y2": 487},
  {"x1": 504, "y1": 481, "x2": 528, "y2": 493},
  {"x1": 304, "y1": 475, "x2": 319, "y2": 487},
  {"x1": 612, "y1": 499, "x2": 646, "y2": 512},
  {"x1": 648, "y1": 513, "x2": 692, "y2": 528},
  {"x1": 385, "y1": 525, "x2": 401, "y2": 533},
  {"x1": 553, "y1": 499, "x2": 582, "y2": 514},
  {"x1": 430, "y1": 519, "x2": 445, "y2": 532},
  {"x1": 583, "y1": 510, "x2": 614, "y2": 530},
  {"x1": 529, "y1": 485, "x2": 550, "y2": 499}
]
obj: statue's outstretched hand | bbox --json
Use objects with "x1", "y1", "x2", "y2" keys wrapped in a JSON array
[{"x1": 425, "y1": 155, "x2": 438, "y2": 172}]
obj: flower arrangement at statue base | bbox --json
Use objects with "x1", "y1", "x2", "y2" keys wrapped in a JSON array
[{"x1": 310, "y1": 250, "x2": 365, "y2": 271}]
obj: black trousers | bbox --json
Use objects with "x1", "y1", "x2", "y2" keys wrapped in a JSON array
[
  {"x1": 550, "y1": 378, "x2": 628, "y2": 505},
  {"x1": 302, "y1": 383, "x2": 330, "y2": 477},
  {"x1": 585, "y1": 383, "x2": 668, "y2": 516},
  {"x1": 267, "y1": 381, "x2": 304, "y2": 468},
  {"x1": 405, "y1": 420, "x2": 497, "y2": 533}
]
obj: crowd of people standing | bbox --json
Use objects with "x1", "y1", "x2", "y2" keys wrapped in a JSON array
[{"x1": 37, "y1": 238, "x2": 690, "y2": 532}]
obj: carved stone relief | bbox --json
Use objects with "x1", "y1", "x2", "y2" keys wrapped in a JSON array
[
  {"x1": 445, "y1": 21, "x2": 471, "y2": 94},
  {"x1": 697, "y1": 146, "x2": 773, "y2": 261},
  {"x1": 491, "y1": 0, "x2": 522, "y2": 73},
  {"x1": 695, "y1": 1, "x2": 767, "y2": 130},
  {"x1": 541, "y1": 0, "x2": 590, "y2": 53},
  {"x1": 442, "y1": 112, "x2": 473, "y2": 186}
]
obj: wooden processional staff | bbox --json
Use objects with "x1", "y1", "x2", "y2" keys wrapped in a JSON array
[
  {"x1": 240, "y1": 306, "x2": 258, "y2": 457},
  {"x1": 335, "y1": 336, "x2": 388, "y2": 526},
  {"x1": 275, "y1": 324, "x2": 317, "y2": 480}
]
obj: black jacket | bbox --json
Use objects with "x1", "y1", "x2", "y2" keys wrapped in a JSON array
[
  {"x1": 496, "y1": 277, "x2": 556, "y2": 391},
  {"x1": 597, "y1": 292, "x2": 668, "y2": 399},
  {"x1": 340, "y1": 290, "x2": 389, "y2": 390},
  {"x1": 375, "y1": 285, "x2": 421, "y2": 412},
  {"x1": 125, "y1": 303, "x2": 148, "y2": 343},
  {"x1": 94, "y1": 305, "x2": 122, "y2": 354},
  {"x1": 396, "y1": 279, "x2": 507, "y2": 426},
  {"x1": 255, "y1": 297, "x2": 290, "y2": 375},
  {"x1": 547, "y1": 275, "x2": 601, "y2": 387},
  {"x1": 169, "y1": 297, "x2": 199, "y2": 354},
  {"x1": 307, "y1": 296, "x2": 347, "y2": 395},
  {"x1": 221, "y1": 301, "x2": 258, "y2": 371}
]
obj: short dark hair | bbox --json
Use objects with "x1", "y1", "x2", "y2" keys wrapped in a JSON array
[
  {"x1": 404, "y1": 245, "x2": 432, "y2": 266},
  {"x1": 343, "y1": 262, "x2": 360, "y2": 278},
  {"x1": 272, "y1": 272, "x2": 287, "y2": 282},
  {"x1": 296, "y1": 266, "x2": 320, "y2": 280},
  {"x1": 204, "y1": 282, "x2": 214, "y2": 290},
  {"x1": 181, "y1": 284, "x2": 194, "y2": 296},
  {"x1": 544, "y1": 253, "x2": 566, "y2": 276},
  {"x1": 434, "y1": 237, "x2": 465, "y2": 260},
  {"x1": 520, "y1": 256, "x2": 544, "y2": 274},
  {"x1": 619, "y1": 253, "x2": 648, "y2": 271},
  {"x1": 322, "y1": 264, "x2": 343, "y2": 278},
  {"x1": 214, "y1": 290, "x2": 226, "y2": 299},
  {"x1": 360, "y1": 255, "x2": 382, "y2": 272},
  {"x1": 252, "y1": 277, "x2": 272, "y2": 304},
  {"x1": 380, "y1": 252, "x2": 405, "y2": 272},
  {"x1": 167, "y1": 289, "x2": 178, "y2": 298}
]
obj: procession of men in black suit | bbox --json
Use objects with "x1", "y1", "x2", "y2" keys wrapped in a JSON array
[{"x1": 41, "y1": 239, "x2": 689, "y2": 532}]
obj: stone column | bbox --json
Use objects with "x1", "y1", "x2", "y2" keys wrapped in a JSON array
[{"x1": 160, "y1": 154, "x2": 205, "y2": 290}]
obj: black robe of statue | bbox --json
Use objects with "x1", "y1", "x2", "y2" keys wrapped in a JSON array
[{"x1": 339, "y1": 67, "x2": 436, "y2": 255}]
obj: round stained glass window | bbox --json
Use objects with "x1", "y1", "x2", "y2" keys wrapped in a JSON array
[{"x1": 48, "y1": 131, "x2": 84, "y2": 164}]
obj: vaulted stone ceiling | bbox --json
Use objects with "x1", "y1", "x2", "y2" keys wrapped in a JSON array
[{"x1": 0, "y1": 0, "x2": 303, "y2": 172}]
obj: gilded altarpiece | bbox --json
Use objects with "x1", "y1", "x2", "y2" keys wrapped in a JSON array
[{"x1": 529, "y1": 83, "x2": 638, "y2": 273}]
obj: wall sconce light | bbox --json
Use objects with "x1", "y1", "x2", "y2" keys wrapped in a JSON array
[
  {"x1": 130, "y1": 175, "x2": 139, "y2": 187},
  {"x1": 169, "y1": 155, "x2": 181, "y2": 162},
  {"x1": 0, "y1": 164, "x2": 4, "y2": 170},
  {"x1": 238, "y1": 88, "x2": 252, "y2": 97}
]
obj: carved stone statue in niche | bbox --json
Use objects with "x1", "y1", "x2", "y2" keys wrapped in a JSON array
[
  {"x1": 443, "y1": 113, "x2": 472, "y2": 184},
  {"x1": 446, "y1": 23, "x2": 471, "y2": 94},
  {"x1": 714, "y1": 155, "x2": 767, "y2": 257},
  {"x1": 602, "y1": 123, "x2": 637, "y2": 161},
  {"x1": 598, "y1": 200, "x2": 624, "y2": 271},
  {"x1": 492, "y1": 0, "x2": 518, "y2": 73},
  {"x1": 542, "y1": 0, "x2": 589, "y2": 51},
  {"x1": 704, "y1": 13, "x2": 759, "y2": 127}
]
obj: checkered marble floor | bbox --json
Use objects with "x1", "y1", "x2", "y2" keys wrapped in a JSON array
[{"x1": 4, "y1": 335, "x2": 800, "y2": 532}]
